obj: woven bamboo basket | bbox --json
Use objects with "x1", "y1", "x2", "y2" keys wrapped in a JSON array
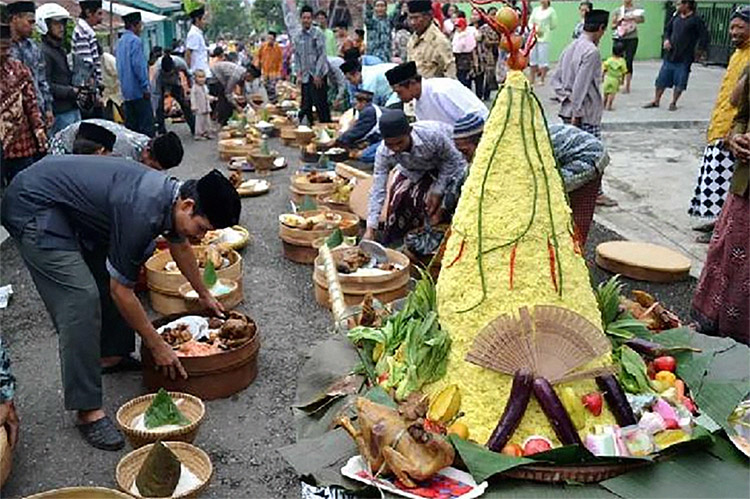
[
  {"x1": 316, "y1": 194, "x2": 351, "y2": 214},
  {"x1": 145, "y1": 248, "x2": 243, "y2": 315},
  {"x1": 503, "y1": 460, "x2": 652, "y2": 483},
  {"x1": 279, "y1": 210, "x2": 360, "y2": 264},
  {"x1": 145, "y1": 247, "x2": 242, "y2": 296},
  {"x1": 201, "y1": 226, "x2": 251, "y2": 251},
  {"x1": 247, "y1": 151, "x2": 275, "y2": 172},
  {"x1": 142, "y1": 313, "x2": 260, "y2": 400},
  {"x1": 294, "y1": 129, "x2": 316, "y2": 147},
  {"x1": 290, "y1": 173, "x2": 339, "y2": 199},
  {"x1": 218, "y1": 138, "x2": 259, "y2": 161},
  {"x1": 116, "y1": 392, "x2": 205, "y2": 448},
  {"x1": 178, "y1": 279, "x2": 243, "y2": 313},
  {"x1": 313, "y1": 248, "x2": 411, "y2": 308},
  {"x1": 0, "y1": 427, "x2": 11, "y2": 489},
  {"x1": 116, "y1": 442, "x2": 212, "y2": 498},
  {"x1": 280, "y1": 126, "x2": 297, "y2": 145},
  {"x1": 27, "y1": 487, "x2": 132, "y2": 498}
]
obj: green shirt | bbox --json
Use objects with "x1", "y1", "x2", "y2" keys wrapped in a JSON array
[
  {"x1": 530, "y1": 6, "x2": 558, "y2": 44},
  {"x1": 324, "y1": 28, "x2": 338, "y2": 57}
]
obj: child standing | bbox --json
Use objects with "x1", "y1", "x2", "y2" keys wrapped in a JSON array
[
  {"x1": 190, "y1": 69, "x2": 215, "y2": 140},
  {"x1": 602, "y1": 42, "x2": 628, "y2": 111}
]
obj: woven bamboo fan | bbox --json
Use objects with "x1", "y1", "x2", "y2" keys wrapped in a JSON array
[{"x1": 465, "y1": 305, "x2": 613, "y2": 383}]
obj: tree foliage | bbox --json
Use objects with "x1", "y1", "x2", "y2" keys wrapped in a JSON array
[
  {"x1": 205, "y1": 0, "x2": 253, "y2": 39},
  {"x1": 250, "y1": 0, "x2": 285, "y2": 35}
]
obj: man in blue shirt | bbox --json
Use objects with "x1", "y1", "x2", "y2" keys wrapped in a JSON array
[
  {"x1": 116, "y1": 12, "x2": 154, "y2": 136},
  {"x1": 1, "y1": 160, "x2": 240, "y2": 450}
]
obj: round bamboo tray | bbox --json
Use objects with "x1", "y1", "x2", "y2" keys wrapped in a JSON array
[
  {"x1": 145, "y1": 248, "x2": 243, "y2": 297},
  {"x1": 27, "y1": 488, "x2": 132, "y2": 498},
  {"x1": 201, "y1": 226, "x2": 250, "y2": 251},
  {"x1": 595, "y1": 241, "x2": 691, "y2": 282},
  {"x1": 291, "y1": 173, "x2": 338, "y2": 197},
  {"x1": 280, "y1": 126, "x2": 297, "y2": 145},
  {"x1": 178, "y1": 279, "x2": 243, "y2": 312},
  {"x1": 143, "y1": 313, "x2": 260, "y2": 400},
  {"x1": 313, "y1": 248, "x2": 411, "y2": 308},
  {"x1": 116, "y1": 442, "x2": 212, "y2": 498},
  {"x1": 218, "y1": 138, "x2": 259, "y2": 161},
  {"x1": 503, "y1": 459, "x2": 652, "y2": 483},
  {"x1": 116, "y1": 392, "x2": 206, "y2": 449},
  {"x1": 316, "y1": 194, "x2": 351, "y2": 213},
  {"x1": 279, "y1": 210, "x2": 360, "y2": 264},
  {"x1": 0, "y1": 427, "x2": 11, "y2": 488}
]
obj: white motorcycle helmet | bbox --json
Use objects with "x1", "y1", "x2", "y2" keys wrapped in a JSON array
[{"x1": 35, "y1": 3, "x2": 71, "y2": 36}]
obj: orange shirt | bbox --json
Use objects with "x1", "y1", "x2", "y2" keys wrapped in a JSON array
[{"x1": 256, "y1": 42, "x2": 283, "y2": 79}]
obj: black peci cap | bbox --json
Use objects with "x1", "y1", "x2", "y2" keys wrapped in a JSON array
[
  {"x1": 7, "y1": 1, "x2": 35, "y2": 16},
  {"x1": 407, "y1": 0, "x2": 432, "y2": 14},
  {"x1": 385, "y1": 61, "x2": 418, "y2": 86},
  {"x1": 196, "y1": 169, "x2": 241, "y2": 229},
  {"x1": 584, "y1": 9, "x2": 609, "y2": 29},
  {"x1": 76, "y1": 122, "x2": 116, "y2": 151},
  {"x1": 379, "y1": 109, "x2": 411, "y2": 139}
]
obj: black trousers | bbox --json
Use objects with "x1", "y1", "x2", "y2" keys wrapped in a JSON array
[
  {"x1": 208, "y1": 80, "x2": 235, "y2": 126},
  {"x1": 124, "y1": 97, "x2": 155, "y2": 137},
  {"x1": 300, "y1": 80, "x2": 331, "y2": 125},
  {"x1": 156, "y1": 84, "x2": 195, "y2": 134}
]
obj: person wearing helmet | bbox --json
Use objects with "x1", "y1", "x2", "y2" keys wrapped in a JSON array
[
  {"x1": 48, "y1": 119, "x2": 185, "y2": 170},
  {"x1": 8, "y1": 1, "x2": 55, "y2": 129},
  {"x1": 38, "y1": 3, "x2": 81, "y2": 134}
]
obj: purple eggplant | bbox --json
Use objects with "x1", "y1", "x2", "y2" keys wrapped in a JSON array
[
  {"x1": 532, "y1": 377, "x2": 583, "y2": 446},
  {"x1": 596, "y1": 374, "x2": 637, "y2": 427},
  {"x1": 487, "y1": 368, "x2": 533, "y2": 452},
  {"x1": 625, "y1": 338, "x2": 700, "y2": 358}
]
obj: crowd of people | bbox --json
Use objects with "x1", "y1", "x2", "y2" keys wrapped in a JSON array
[{"x1": 0, "y1": 0, "x2": 748, "y2": 463}]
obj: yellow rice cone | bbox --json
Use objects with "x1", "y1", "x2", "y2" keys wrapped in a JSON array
[{"x1": 434, "y1": 71, "x2": 614, "y2": 446}]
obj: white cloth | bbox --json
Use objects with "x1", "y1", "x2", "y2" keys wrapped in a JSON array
[
  {"x1": 452, "y1": 27, "x2": 477, "y2": 54},
  {"x1": 185, "y1": 25, "x2": 210, "y2": 77},
  {"x1": 414, "y1": 78, "x2": 489, "y2": 126}
]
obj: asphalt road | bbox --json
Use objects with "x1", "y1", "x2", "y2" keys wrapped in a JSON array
[{"x1": 0, "y1": 124, "x2": 696, "y2": 498}]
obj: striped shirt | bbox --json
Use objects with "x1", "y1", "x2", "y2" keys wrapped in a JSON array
[
  {"x1": 369, "y1": 121, "x2": 467, "y2": 227},
  {"x1": 293, "y1": 26, "x2": 329, "y2": 84},
  {"x1": 73, "y1": 18, "x2": 102, "y2": 87}
]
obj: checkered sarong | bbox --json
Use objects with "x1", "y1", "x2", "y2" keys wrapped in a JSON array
[
  {"x1": 559, "y1": 117, "x2": 602, "y2": 140},
  {"x1": 688, "y1": 139, "x2": 735, "y2": 221}
]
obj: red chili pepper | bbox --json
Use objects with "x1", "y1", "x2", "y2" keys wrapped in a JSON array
[
  {"x1": 571, "y1": 225, "x2": 584, "y2": 256},
  {"x1": 547, "y1": 236, "x2": 558, "y2": 292},
  {"x1": 446, "y1": 238, "x2": 466, "y2": 268},
  {"x1": 509, "y1": 242, "x2": 518, "y2": 289}
]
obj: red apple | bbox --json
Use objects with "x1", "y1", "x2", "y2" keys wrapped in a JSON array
[{"x1": 653, "y1": 356, "x2": 676, "y2": 373}]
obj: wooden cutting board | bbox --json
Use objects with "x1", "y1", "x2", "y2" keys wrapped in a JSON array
[{"x1": 595, "y1": 241, "x2": 691, "y2": 282}]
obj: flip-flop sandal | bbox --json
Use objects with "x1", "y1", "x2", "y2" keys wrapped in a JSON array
[
  {"x1": 102, "y1": 355, "x2": 142, "y2": 374},
  {"x1": 643, "y1": 102, "x2": 659, "y2": 109},
  {"x1": 77, "y1": 416, "x2": 125, "y2": 451}
]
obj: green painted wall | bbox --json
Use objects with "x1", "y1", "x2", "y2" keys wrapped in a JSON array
[{"x1": 456, "y1": 1, "x2": 669, "y2": 62}]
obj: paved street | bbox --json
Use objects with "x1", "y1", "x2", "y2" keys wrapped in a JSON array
[{"x1": 0, "y1": 60, "x2": 725, "y2": 497}]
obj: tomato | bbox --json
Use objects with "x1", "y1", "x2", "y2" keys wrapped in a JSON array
[
  {"x1": 523, "y1": 437, "x2": 552, "y2": 456},
  {"x1": 653, "y1": 356, "x2": 676, "y2": 372}
]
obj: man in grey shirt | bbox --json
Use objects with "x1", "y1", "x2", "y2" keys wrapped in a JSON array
[
  {"x1": 551, "y1": 9, "x2": 609, "y2": 139},
  {"x1": 294, "y1": 5, "x2": 331, "y2": 124},
  {"x1": 48, "y1": 119, "x2": 184, "y2": 170},
  {"x1": 1, "y1": 161, "x2": 240, "y2": 451},
  {"x1": 364, "y1": 110, "x2": 467, "y2": 245}
]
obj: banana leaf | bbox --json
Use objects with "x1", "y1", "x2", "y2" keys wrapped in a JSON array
[
  {"x1": 144, "y1": 388, "x2": 190, "y2": 429},
  {"x1": 653, "y1": 328, "x2": 750, "y2": 433},
  {"x1": 364, "y1": 385, "x2": 397, "y2": 409},
  {"x1": 300, "y1": 195, "x2": 317, "y2": 212},
  {"x1": 449, "y1": 435, "x2": 534, "y2": 482},
  {"x1": 203, "y1": 259, "x2": 217, "y2": 288}
]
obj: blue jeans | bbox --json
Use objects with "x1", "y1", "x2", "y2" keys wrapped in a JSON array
[
  {"x1": 360, "y1": 141, "x2": 380, "y2": 164},
  {"x1": 51, "y1": 109, "x2": 81, "y2": 135},
  {"x1": 124, "y1": 97, "x2": 155, "y2": 137}
]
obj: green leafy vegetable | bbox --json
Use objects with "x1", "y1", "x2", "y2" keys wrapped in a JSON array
[
  {"x1": 595, "y1": 276, "x2": 651, "y2": 341},
  {"x1": 617, "y1": 346, "x2": 654, "y2": 394},
  {"x1": 299, "y1": 196, "x2": 317, "y2": 212},
  {"x1": 326, "y1": 228, "x2": 343, "y2": 248},
  {"x1": 203, "y1": 258, "x2": 217, "y2": 288},
  {"x1": 347, "y1": 271, "x2": 450, "y2": 400},
  {"x1": 144, "y1": 388, "x2": 191, "y2": 429}
]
